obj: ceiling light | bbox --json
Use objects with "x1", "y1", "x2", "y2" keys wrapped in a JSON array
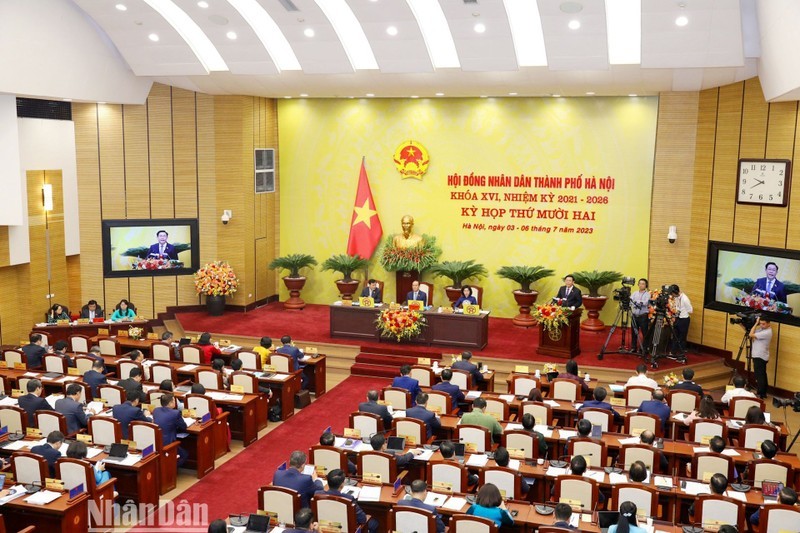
[
  {"x1": 480, "y1": 95, "x2": 488, "y2": 98},
  {"x1": 228, "y1": 0, "x2": 301, "y2": 71},
  {"x1": 552, "y1": 94, "x2": 561, "y2": 98},
  {"x1": 142, "y1": 0, "x2": 227, "y2": 71},
  {"x1": 197, "y1": 1, "x2": 209, "y2": 7},
  {"x1": 503, "y1": 0, "x2": 547, "y2": 67},
  {"x1": 435, "y1": 92, "x2": 444, "y2": 96},
  {"x1": 407, "y1": 0, "x2": 460, "y2": 68},
  {"x1": 366, "y1": 93, "x2": 374, "y2": 97},
  {"x1": 115, "y1": 4, "x2": 127, "y2": 11},
  {"x1": 675, "y1": 15, "x2": 688, "y2": 27},
  {"x1": 300, "y1": 93, "x2": 308, "y2": 97},
  {"x1": 315, "y1": 0, "x2": 378, "y2": 70},
  {"x1": 148, "y1": 33, "x2": 160, "y2": 42},
  {"x1": 629, "y1": 93, "x2": 638, "y2": 97},
  {"x1": 568, "y1": 20, "x2": 580, "y2": 30},
  {"x1": 98, "y1": 102, "x2": 107, "y2": 105},
  {"x1": 508, "y1": 92, "x2": 518, "y2": 96},
  {"x1": 386, "y1": 26, "x2": 398, "y2": 36},
  {"x1": 606, "y1": 0, "x2": 641, "y2": 65},
  {"x1": 474, "y1": 22, "x2": 486, "y2": 33},
  {"x1": 585, "y1": 91, "x2": 595, "y2": 95},
  {"x1": 284, "y1": 96, "x2": 292, "y2": 99},
  {"x1": 226, "y1": 31, "x2": 237, "y2": 40},
  {"x1": 62, "y1": 98, "x2": 72, "y2": 102},
  {"x1": 560, "y1": 1, "x2": 584, "y2": 14},
  {"x1": 304, "y1": 28, "x2": 315, "y2": 38},
  {"x1": 410, "y1": 95, "x2": 419, "y2": 99}
]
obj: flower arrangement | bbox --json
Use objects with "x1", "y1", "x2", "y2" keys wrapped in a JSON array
[
  {"x1": 647, "y1": 288, "x2": 678, "y2": 324},
  {"x1": 543, "y1": 363, "x2": 559, "y2": 374},
  {"x1": 128, "y1": 326, "x2": 144, "y2": 340},
  {"x1": 379, "y1": 235, "x2": 441, "y2": 272},
  {"x1": 733, "y1": 291, "x2": 793, "y2": 314},
  {"x1": 376, "y1": 309, "x2": 426, "y2": 341},
  {"x1": 194, "y1": 261, "x2": 239, "y2": 296},
  {"x1": 663, "y1": 372, "x2": 679, "y2": 388},
  {"x1": 132, "y1": 257, "x2": 183, "y2": 270},
  {"x1": 531, "y1": 304, "x2": 570, "y2": 333}
]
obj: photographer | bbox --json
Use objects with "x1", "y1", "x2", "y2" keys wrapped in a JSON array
[
  {"x1": 630, "y1": 278, "x2": 650, "y2": 351},
  {"x1": 749, "y1": 317, "x2": 773, "y2": 399},
  {"x1": 670, "y1": 285, "x2": 692, "y2": 359}
]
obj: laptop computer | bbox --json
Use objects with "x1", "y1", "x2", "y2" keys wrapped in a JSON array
[
  {"x1": 178, "y1": 337, "x2": 191, "y2": 346},
  {"x1": 386, "y1": 436, "x2": 406, "y2": 454},
  {"x1": 454, "y1": 443, "x2": 466, "y2": 463},
  {"x1": 103, "y1": 443, "x2": 129, "y2": 463},
  {"x1": 762, "y1": 480, "x2": 784, "y2": 499},
  {"x1": 598, "y1": 511, "x2": 620, "y2": 533},
  {"x1": 243, "y1": 513, "x2": 270, "y2": 533}
]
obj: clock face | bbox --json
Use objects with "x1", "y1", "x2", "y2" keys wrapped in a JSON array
[{"x1": 737, "y1": 159, "x2": 792, "y2": 207}]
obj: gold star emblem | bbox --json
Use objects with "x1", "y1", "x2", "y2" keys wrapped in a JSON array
[{"x1": 351, "y1": 198, "x2": 377, "y2": 229}]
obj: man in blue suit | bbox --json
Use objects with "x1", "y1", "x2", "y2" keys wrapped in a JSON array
[
  {"x1": 553, "y1": 503, "x2": 576, "y2": 529},
  {"x1": 405, "y1": 280, "x2": 427, "y2": 306},
  {"x1": 753, "y1": 261, "x2": 787, "y2": 303},
  {"x1": 22, "y1": 333, "x2": 48, "y2": 370},
  {"x1": 578, "y1": 386, "x2": 623, "y2": 427},
  {"x1": 152, "y1": 393, "x2": 188, "y2": 468},
  {"x1": 452, "y1": 351, "x2": 483, "y2": 385},
  {"x1": 30, "y1": 430, "x2": 64, "y2": 477},
  {"x1": 273, "y1": 451, "x2": 324, "y2": 508},
  {"x1": 112, "y1": 390, "x2": 153, "y2": 440},
  {"x1": 18, "y1": 379, "x2": 50, "y2": 426},
  {"x1": 51, "y1": 340, "x2": 74, "y2": 368},
  {"x1": 55, "y1": 383, "x2": 89, "y2": 435},
  {"x1": 405, "y1": 393, "x2": 441, "y2": 440},
  {"x1": 316, "y1": 469, "x2": 378, "y2": 532},
  {"x1": 397, "y1": 479, "x2": 445, "y2": 533},
  {"x1": 392, "y1": 365, "x2": 420, "y2": 406},
  {"x1": 282, "y1": 509, "x2": 319, "y2": 533},
  {"x1": 360, "y1": 279, "x2": 382, "y2": 303},
  {"x1": 83, "y1": 359, "x2": 108, "y2": 399},
  {"x1": 358, "y1": 390, "x2": 393, "y2": 430},
  {"x1": 147, "y1": 230, "x2": 178, "y2": 260},
  {"x1": 637, "y1": 389, "x2": 672, "y2": 434},
  {"x1": 432, "y1": 368, "x2": 464, "y2": 411},
  {"x1": 277, "y1": 335, "x2": 308, "y2": 389},
  {"x1": 369, "y1": 434, "x2": 423, "y2": 469}
]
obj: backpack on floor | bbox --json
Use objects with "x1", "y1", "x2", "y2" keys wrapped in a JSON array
[{"x1": 268, "y1": 400, "x2": 282, "y2": 422}]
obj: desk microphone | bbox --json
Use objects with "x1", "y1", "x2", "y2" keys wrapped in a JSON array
[
  {"x1": 367, "y1": 428, "x2": 394, "y2": 439},
  {"x1": 550, "y1": 453, "x2": 594, "y2": 469}
]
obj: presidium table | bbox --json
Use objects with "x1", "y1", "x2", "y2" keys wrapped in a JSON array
[{"x1": 330, "y1": 304, "x2": 489, "y2": 349}]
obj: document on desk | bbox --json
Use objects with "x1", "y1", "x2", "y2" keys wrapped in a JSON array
[
  {"x1": 442, "y1": 496, "x2": 468, "y2": 511},
  {"x1": 340, "y1": 486, "x2": 360, "y2": 498},
  {"x1": 392, "y1": 410, "x2": 406, "y2": 419},
  {"x1": 45, "y1": 394, "x2": 63, "y2": 409},
  {"x1": 507, "y1": 459, "x2": 521, "y2": 471},
  {"x1": 505, "y1": 423, "x2": 523, "y2": 431},
  {"x1": 357, "y1": 486, "x2": 381, "y2": 502},
  {"x1": 423, "y1": 492, "x2": 448, "y2": 507},
  {"x1": 22, "y1": 372, "x2": 40, "y2": 378},
  {"x1": 414, "y1": 449, "x2": 435, "y2": 461},
  {"x1": 559, "y1": 430, "x2": 578, "y2": 439},
  {"x1": 499, "y1": 395, "x2": 515, "y2": 403},
  {"x1": 269, "y1": 374, "x2": 291, "y2": 381},
  {"x1": 534, "y1": 425, "x2": 553, "y2": 438},
  {"x1": 653, "y1": 476, "x2": 673, "y2": 488},
  {"x1": 0, "y1": 486, "x2": 27, "y2": 505},
  {"x1": 465, "y1": 391, "x2": 482, "y2": 399},
  {"x1": 609, "y1": 384, "x2": 624, "y2": 393},
  {"x1": 3, "y1": 440, "x2": 30, "y2": 451},
  {"x1": 725, "y1": 490, "x2": 747, "y2": 502},
  {"x1": 673, "y1": 412, "x2": 687, "y2": 421},
  {"x1": 303, "y1": 465, "x2": 315, "y2": 476},
  {"x1": 609, "y1": 473, "x2": 628, "y2": 484},
  {"x1": 574, "y1": 403, "x2": 583, "y2": 410},
  {"x1": 24, "y1": 490, "x2": 61, "y2": 505},
  {"x1": 183, "y1": 417, "x2": 196, "y2": 428},
  {"x1": 682, "y1": 481, "x2": 711, "y2": 496},
  {"x1": 720, "y1": 448, "x2": 740, "y2": 457},
  {"x1": 546, "y1": 466, "x2": 568, "y2": 477},
  {"x1": 692, "y1": 446, "x2": 709, "y2": 453},
  {"x1": 544, "y1": 400, "x2": 560, "y2": 407},
  {"x1": 618, "y1": 436, "x2": 640, "y2": 445},
  {"x1": 0, "y1": 397, "x2": 17, "y2": 407},
  {"x1": 116, "y1": 454, "x2": 143, "y2": 466},
  {"x1": 466, "y1": 454, "x2": 489, "y2": 467},
  {"x1": 355, "y1": 442, "x2": 373, "y2": 453},
  {"x1": 178, "y1": 364, "x2": 198, "y2": 372},
  {"x1": 583, "y1": 470, "x2": 605, "y2": 482},
  {"x1": 58, "y1": 376, "x2": 78, "y2": 382}
]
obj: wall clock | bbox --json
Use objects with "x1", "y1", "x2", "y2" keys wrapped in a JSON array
[{"x1": 737, "y1": 159, "x2": 791, "y2": 207}]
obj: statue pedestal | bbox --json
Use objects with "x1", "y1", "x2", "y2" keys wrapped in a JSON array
[{"x1": 395, "y1": 271, "x2": 419, "y2": 303}]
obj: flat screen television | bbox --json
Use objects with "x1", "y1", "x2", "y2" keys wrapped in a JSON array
[
  {"x1": 704, "y1": 240, "x2": 800, "y2": 326},
  {"x1": 102, "y1": 219, "x2": 199, "y2": 278}
]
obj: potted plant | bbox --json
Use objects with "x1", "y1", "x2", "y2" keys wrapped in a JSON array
[
  {"x1": 268, "y1": 253, "x2": 317, "y2": 309},
  {"x1": 321, "y1": 254, "x2": 370, "y2": 300},
  {"x1": 194, "y1": 261, "x2": 239, "y2": 316},
  {"x1": 497, "y1": 265, "x2": 555, "y2": 327},
  {"x1": 428, "y1": 260, "x2": 488, "y2": 304},
  {"x1": 570, "y1": 270, "x2": 623, "y2": 331}
]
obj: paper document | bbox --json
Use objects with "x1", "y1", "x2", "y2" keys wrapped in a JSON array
[
  {"x1": 609, "y1": 384, "x2": 624, "y2": 393},
  {"x1": 423, "y1": 492, "x2": 448, "y2": 507},
  {"x1": 618, "y1": 437, "x2": 640, "y2": 445},
  {"x1": 2, "y1": 440, "x2": 29, "y2": 451},
  {"x1": 178, "y1": 364, "x2": 198, "y2": 372},
  {"x1": 0, "y1": 397, "x2": 18, "y2": 407},
  {"x1": 725, "y1": 490, "x2": 747, "y2": 502},
  {"x1": 692, "y1": 446, "x2": 708, "y2": 453},
  {"x1": 357, "y1": 486, "x2": 381, "y2": 502},
  {"x1": 720, "y1": 448, "x2": 740, "y2": 457},
  {"x1": 505, "y1": 423, "x2": 523, "y2": 431},
  {"x1": 182, "y1": 417, "x2": 196, "y2": 428},
  {"x1": 116, "y1": 454, "x2": 143, "y2": 466},
  {"x1": 355, "y1": 442, "x2": 373, "y2": 453},
  {"x1": 45, "y1": 394, "x2": 63, "y2": 409},
  {"x1": 22, "y1": 372, "x2": 40, "y2": 377},
  {"x1": 507, "y1": 459, "x2": 521, "y2": 471},
  {"x1": 682, "y1": 481, "x2": 711, "y2": 496},
  {"x1": 583, "y1": 470, "x2": 605, "y2": 482},
  {"x1": 341, "y1": 486, "x2": 360, "y2": 498},
  {"x1": 544, "y1": 400, "x2": 560, "y2": 407},
  {"x1": 673, "y1": 412, "x2": 687, "y2": 421},
  {"x1": 559, "y1": 430, "x2": 578, "y2": 439},
  {"x1": 653, "y1": 476, "x2": 673, "y2": 487},
  {"x1": 269, "y1": 374, "x2": 291, "y2": 381},
  {"x1": 414, "y1": 449, "x2": 435, "y2": 461},
  {"x1": 392, "y1": 410, "x2": 406, "y2": 419},
  {"x1": 303, "y1": 465, "x2": 315, "y2": 476},
  {"x1": 546, "y1": 466, "x2": 568, "y2": 477},
  {"x1": 466, "y1": 391, "x2": 482, "y2": 399},
  {"x1": 534, "y1": 425, "x2": 553, "y2": 438},
  {"x1": 499, "y1": 395, "x2": 515, "y2": 403},
  {"x1": 442, "y1": 496, "x2": 468, "y2": 511},
  {"x1": 465, "y1": 454, "x2": 489, "y2": 467},
  {"x1": 86, "y1": 401, "x2": 105, "y2": 415},
  {"x1": 574, "y1": 403, "x2": 583, "y2": 410},
  {"x1": 608, "y1": 473, "x2": 628, "y2": 484},
  {"x1": 24, "y1": 490, "x2": 61, "y2": 505}
]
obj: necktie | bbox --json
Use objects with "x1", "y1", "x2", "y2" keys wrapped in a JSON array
[
  {"x1": 414, "y1": 292, "x2": 418, "y2": 299},
  {"x1": 768, "y1": 280, "x2": 773, "y2": 293},
  {"x1": 566, "y1": 288, "x2": 571, "y2": 296}
]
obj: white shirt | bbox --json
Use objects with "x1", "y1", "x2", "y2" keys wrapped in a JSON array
[
  {"x1": 625, "y1": 374, "x2": 658, "y2": 390},
  {"x1": 720, "y1": 387, "x2": 756, "y2": 405},
  {"x1": 752, "y1": 326, "x2": 773, "y2": 361},
  {"x1": 674, "y1": 293, "x2": 692, "y2": 318}
]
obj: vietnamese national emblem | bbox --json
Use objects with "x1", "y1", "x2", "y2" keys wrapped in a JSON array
[{"x1": 393, "y1": 140, "x2": 429, "y2": 180}]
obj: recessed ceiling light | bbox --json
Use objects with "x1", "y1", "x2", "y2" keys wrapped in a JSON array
[
  {"x1": 629, "y1": 93, "x2": 638, "y2": 97},
  {"x1": 552, "y1": 94, "x2": 561, "y2": 98},
  {"x1": 304, "y1": 28, "x2": 315, "y2": 37},
  {"x1": 559, "y1": 1, "x2": 584, "y2": 14},
  {"x1": 585, "y1": 91, "x2": 595, "y2": 95},
  {"x1": 300, "y1": 93, "x2": 308, "y2": 97},
  {"x1": 197, "y1": 1, "x2": 209, "y2": 7},
  {"x1": 226, "y1": 31, "x2": 237, "y2": 39},
  {"x1": 474, "y1": 22, "x2": 486, "y2": 33},
  {"x1": 410, "y1": 95, "x2": 419, "y2": 99},
  {"x1": 284, "y1": 96, "x2": 292, "y2": 99},
  {"x1": 148, "y1": 33, "x2": 159, "y2": 42},
  {"x1": 508, "y1": 92, "x2": 518, "y2": 96},
  {"x1": 366, "y1": 93, "x2": 374, "y2": 97},
  {"x1": 386, "y1": 26, "x2": 398, "y2": 36},
  {"x1": 568, "y1": 19, "x2": 581, "y2": 30},
  {"x1": 116, "y1": 4, "x2": 127, "y2": 11},
  {"x1": 480, "y1": 95, "x2": 487, "y2": 98},
  {"x1": 675, "y1": 15, "x2": 688, "y2": 27},
  {"x1": 62, "y1": 98, "x2": 72, "y2": 102},
  {"x1": 435, "y1": 92, "x2": 444, "y2": 96}
]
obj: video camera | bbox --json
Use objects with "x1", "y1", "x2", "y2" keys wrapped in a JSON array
[
  {"x1": 729, "y1": 310, "x2": 760, "y2": 330},
  {"x1": 649, "y1": 284, "x2": 674, "y2": 315},
  {"x1": 773, "y1": 392, "x2": 800, "y2": 412},
  {"x1": 612, "y1": 277, "x2": 636, "y2": 309}
]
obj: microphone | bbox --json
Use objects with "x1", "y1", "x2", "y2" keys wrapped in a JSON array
[
  {"x1": 682, "y1": 524, "x2": 703, "y2": 533},
  {"x1": 603, "y1": 461, "x2": 623, "y2": 475},
  {"x1": 367, "y1": 428, "x2": 393, "y2": 439},
  {"x1": 551, "y1": 453, "x2": 594, "y2": 469},
  {"x1": 423, "y1": 437, "x2": 463, "y2": 450}
]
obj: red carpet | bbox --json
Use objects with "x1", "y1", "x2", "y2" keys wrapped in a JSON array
[
  {"x1": 175, "y1": 376, "x2": 390, "y2": 522},
  {"x1": 176, "y1": 303, "x2": 720, "y2": 370}
]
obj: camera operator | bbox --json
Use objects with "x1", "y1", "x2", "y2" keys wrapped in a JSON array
[
  {"x1": 630, "y1": 278, "x2": 650, "y2": 352},
  {"x1": 749, "y1": 317, "x2": 773, "y2": 399},
  {"x1": 669, "y1": 284, "x2": 692, "y2": 359}
]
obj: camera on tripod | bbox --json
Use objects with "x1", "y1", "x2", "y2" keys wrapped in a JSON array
[
  {"x1": 651, "y1": 284, "x2": 674, "y2": 313},
  {"x1": 729, "y1": 310, "x2": 760, "y2": 330},
  {"x1": 612, "y1": 276, "x2": 636, "y2": 305},
  {"x1": 773, "y1": 392, "x2": 800, "y2": 412}
]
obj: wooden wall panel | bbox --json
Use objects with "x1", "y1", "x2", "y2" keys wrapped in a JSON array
[
  {"x1": 26, "y1": 170, "x2": 48, "y2": 325},
  {"x1": 172, "y1": 88, "x2": 198, "y2": 219},
  {"x1": 122, "y1": 104, "x2": 150, "y2": 219},
  {"x1": 45, "y1": 171, "x2": 69, "y2": 316},
  {"x1": 98, "y1": 105, "x2": 126, "y2": 217},
  {"x1": 129, "y1": 278, "x2": 154, "y2": 320},
  {"x1": 66, "y1": 255, "x2": 82, "y2": 313},
  {"x1": 708, "y1": 84, "x2": 741, "y2": 243},
  {"x1": 733, "y1": 79, "x2": 768, "y2": 244},
  {"x1": 787, "y1": 110, "x2": 800, "y2": 250},
  {"x1": 760, "y1": 101, "x2": 797, "y2": 248},
  {"x1": 0, "y1": 265, "x2": 30, "y2": 345},
  {"x1": 148, "y1": 84, "x2": 175, "y2": 220},
  {"x1": 0, "y1": 227, "x2": 9, "y2": 267},
  {"x1": 775, "y1": 324, "x2": 800, "y2": 390},
  {"x1": 197, "y1": 93, "x2": 217, "y2": 268}
]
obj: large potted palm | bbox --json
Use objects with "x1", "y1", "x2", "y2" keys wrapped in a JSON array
[
  {"x1": 496, "y1": 265, "x2": 555, "y2": 327},
  {"x1": 268, "y1": 253, "x2": 317, "y2": 310},
  {"x1": 570, "y1": 270, "x2": 622, "y2": 331},
  {"x1": 428, "y1": 260, "x2": 488, "y2": 305},
  {"x1": 321, "y1": 254, "x2": 370, "y2": 300}
]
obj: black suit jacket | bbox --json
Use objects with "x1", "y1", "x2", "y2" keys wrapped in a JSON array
[
  {"x1": 80, "y1": 305, "x2": 104, "y2": 319},
  {"x1": 21, "y1": 344, "x2": 46, "y2": 370},
  {"x1": 556, "y1": 285, "x2": 583, "y2": 308},
  {"x1": 358, "y1": 400, "x2": 393, "y2": 431},
  {"x1": 753, "y1": 277, "x2": 787, "y2": 303},
  {"x1": 30, "y1": 443, "x2": 61, "y2": 477},
  {"x1": 18, "y1": 393, "x2": 50, "y2": 426},
  {"x1": 118, "y1": 378, "x2": 144, "y2": 398},
  {"x1": 360, "y1": 287, "x2": 382, "y2": 303},
  {"x1": 83, "y1": 370, "x2": 108, "y2": 398},
  {"x1": 148, "y1": 243, "x2": 178, "y2": 260},
  {"x1": 672, "y1": 381, "x2": 703, "y2": 395}
]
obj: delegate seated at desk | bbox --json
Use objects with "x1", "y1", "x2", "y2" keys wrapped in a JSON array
[
  {"x1": 405, "y1": 280, "x2": 427, "y2": 306},
  {"x1": 22, "y1": 333, "x2": 49, "y2": 370},
  {"x1": 272, "y1": 451, "x2": 324, "y2": 508},
  {"x1": 453, "y1": 285, "x2": 477, "y2": 309},
  {"x1": 360, "y1": 279, "x2": 382, "y2": 303},
  {"x1": 80, "y1": 299, "x2": 104, "y2": 320},
  {"x1": 18, "y1": 379, "x2": 50, "y2": 426},
  {"x1": 110, "y1": 299, "x2": 136, "y2": 321},
  {"x1": 47, "y1": 303, "x2": 70, "y2": 324},
  {"x1": 358, "y1": 390, "x2": 393, "y2": 430},
  {"x1": 452, "y1": 351, "x2": 483, "y2": 385},
  {"x1": 397, "y1": 479, "x2": 445, "y2": 533}
]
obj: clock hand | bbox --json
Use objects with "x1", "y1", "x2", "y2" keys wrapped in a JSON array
[{"x1": 750, "y1": 179, "x2": 765, "y2": 189}]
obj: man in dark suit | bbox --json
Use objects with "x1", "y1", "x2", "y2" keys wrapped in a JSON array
[
  {"x1": 30, "y1": 430, "x2": 64, "y2": 477},
  {"x1": 358, "y1": 390, "x2": 393, "y2": 431},
  {"x1": 360, "y1": 279, "x2": 382, "y2": 303},
  {"x1": 452, "y1": 351, "x2": 483, "y2": 385},
  {"x1": 282, "y1": 509, "x2": 319, "y2": 533},
  {"x1": 638, "y1": 389, "x2": 672, "y2": 434},
  {"x1": 147, "y1": 230, "x2": 178, "y2": 260},
  {"x1": 370, "y1": 434, "x2": 423, "y2": 468},
  {"x1": 392, "y1": 365, "x2": 421, "y2": 405},
  {"x1": 18, "y1": 379, "x2": 50, "y2": 426},
  {"x1": 118, "y1": 367, "x2": 145, "y2": 398},
  {"x1": 272, "y1": 451, "x2": 324, "y2": 508},
  {"x1": 316, "y1": 469, "x2": 378, "y2": 533},
  {"x1": 579, "y1": 386, "x2": 623, "y2": 427},
  {"x1": 55, "y1": 384, "x2": 89, "y2": 435},
  {"x1": 320, "y1": 431, "x2": 357, "y2": 475},
  {"x1": 405, "y1": 393, "x2": 441, "y2": 439},
  {"x1": 152, "y1": 393, "x2": 188, "y2": 468},
  {"x1": 22, "y1": 333, "x2": 48, "y2": 370},
  {"x1": 405, "y1": 280, "x2": 427, "y2": 306},
  {"x1": 432, "y1": 369, "x2": 464, "y2": 410},
  {"x1": 112, "y1": 390, "x2": 153, "y2": 440},
  {"x1": 753, "y1": 261, "x2": 787, "y2": 303},
  {"x1": 494, "y1": 446, "x2": 530, "y2": 494},
  {"x1": 555, "y1": 274, "x2": 583, "y2": 308},
  {"x1": 553, "y1": 503, "x2": 576, "y2": 529},
  {"x1": 51, "y1": 340, "x2": 74, "y2": 368},
  {"x1": 83, "y1": 359, "x2": 108, "y2": 399},
  {"x1": 79, "y1": 300, "x2": 104, "y2": 320},
  {"x1": 396, "y1": 479, "x2": 445, "y2": 533},
  {"x1": 85, "y1": 346, "x2": 105, "y2": 369},
  {"x1": 276, "y1": 335, "x2": 308, "y2": 389},
  {"x1": 671, "y1": 368, "x2": 703, "y2": 394},
  {"x1": 639, "y1": 430, "x2": 669, "y2": 473}
]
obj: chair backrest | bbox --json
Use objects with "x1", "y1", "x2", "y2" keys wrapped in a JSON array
[
  {"x1": 580, "y1": 408, "x2": 613, "y2": 432},
  {"x1": 98, "y1": 384, "x2": 125, "y2": 407},
  {"x1": 511, "y1": 375, "x2": 539, "y2": 397},
  {"x1": 11, "y1": 452, "x2": 48, "y2": 485},
  {"x1": 98, "y1": 338, "x2": 120, "y2": 356},
  {"x1": 236, "y1": 350, "x2": 261, "y2": 371},
  {"x1": 457, "y1": 424, "x2": 491, "y2": 453},
  {"x1": 56, "y1": 457, "x2": 94, "y2": 493},
  {"x1": 32, "y1": 331, "x2": 50, "y2": 347},
  {"x1": 231, "y1": 372, "x2": 259, "y2": 394},
  {"x1": 450, "y1": 369, "x2": 472, "y2": 391},
  {"x1": 69, "y1": 335, "x2": 91, "y2": 354},
  {"x1": 258, "y1": 486, "x2": 300, "y2": 526},
  {"x1": 151, "y1": 342, "x2": 173, "y2": 362},
  {"x1": 427, "y1": 461, "x2": 468, "y2": 494},
  {"x1": 624, "y1": 412, "x2": 661, "y2": 437},
  {"x1": 0, "y1": 406, "x2": 27, "y2": 434},
  {"x1": 692, "y1": 452, "x2": 734, "y2": 481},
  {"x1": 620, "y1": 444, "x2": 656, "y2": 471},
  {"x1": 42, "y1": 354, "x2": 66, "y2": 374},
  {"x1": 390, "y1": 506, "x2": 435, "y2": 533},
  {"x1": 668, "y1": 389, "x2": 700, "y2": 412},
  {"x1": 521, "y1": 401, "x2": 554, "y2": 426},
  {"x1": 751, "y1": 459, "x2": 792, "y2": 489},
  {"x1": 148, "y1": 390, "x2": 166, "y2": 404},
  {"x1": 312, "y1": 493, "x2": 358, "y2": 533},
  {"x1": 409, "y1": 366, "x2": 434, "y2": 387},
  {"x1": 695, "y1": 495, "x2": 745, "y2": 531},
  {"x1": 394, "y1": 418, "x2": 426, "y2": 446},
  {"x1": 729, "y1": 396, "x2": 765, "y2": 418},
  {"x1": 357, "y1": 451, "x2": 395, "y2": 484},
  {"x1": 150, "y1": 363, "x2": 177, "y2": 385},
  {"x1": 470, "y1": 285, "x2": 484, "y2": 307},
  {"x1": 689, "y1": 419, "x2": 727, "y2": 444},
  {"x1": 118, "y1": 360, "x2": 142, "y2": 381},
  {"x1": 350, "y1": 412, "x2": 381, "y2": 437},
  {"x1": 484, "y1": 398, "x2": 509, "y2": 422},
  {"x1": 760, "y1": 503, "x2": 800, "y2": 533},
  {"x1": 186, "y1": 394, "x2": 215, "y2": 419},
  {"x1": 309, "y1": 445, "x2": 347, "y2": 477},
  {"x1": 89, "y1": 417, "x2": 122, "y2": 446},
  {"x1": 270, "y1": 353, "x2": 292, "y2": 373},
  {"x1": 624, "y1": 386, "x2": 654, "y2": 408},
  {"x1": 3, "y1": 349, "x2": 25, "y2": 368},
  {"x1": 197, "y1": 369, "x2": 223, "y2": 390},
  {"x1": 550, "y1": 378, "x2": 579, "y2": 401},
  {"x1": 502, "y1": 430, "x2": 537, "y2": 460},
  {"x1": 740, "y1": 424, "x2": 780, "y2": 450},
  {"x1": 568, "y1": 438, "x2": 607, "y2": 469},
  {"x1": 449, "y1": 515, "x2": 498, "y2": 533},
  {"x1": 180, "y1": 345, "x2": 202, "y2": 364},
  {"x1": 612, "y1": 483, "x2": 658, "y2": 518},
  {"x1": 419, "y1": 281, "x2": 434, "y2": 306},
  {"x1": 382, "y1": 387, "x2": 411, "y2": 410},
  {"x1": 35, "y1": 410, "x2": 67, "y2": 437},
  {"x1": 554, "y1": 475, "x2": 598, "y2": 509},
  {"x1": 74, "y1": 355, "x2": 95, "y2": 375},
  {"x1": 130, "y1": 421, "x2": 161, "y2": 452},
  {"x1": 426, "y1": 390, "x2": 452, "y2": 416},
  {"x1": 481, "y1": 466, "x2": 521, "y2": 499},
  {"x1": 17, "y1": 377, "x2": 33, "y2": 393}
]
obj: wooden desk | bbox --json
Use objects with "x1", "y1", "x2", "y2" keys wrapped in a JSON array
[
  {"x1": 90, "y1": 335, "x2": 158, "y2": 353},
  {"x1": 2, "y1": 490, "x2": 89, "y2": 532},
  {"x1": 303, "y1": 355, "x2": 327, "y2": 397},
  {"x1": 182, "y1": 418, "x2": 216, "y2": 479},
  {"x1": 32, "y1": 320, "x2": 150, "y2": 344}
]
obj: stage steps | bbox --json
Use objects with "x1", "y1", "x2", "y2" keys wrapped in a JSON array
[{"x1": 350, "y1": 349, "x2": 446, "y2": 379}]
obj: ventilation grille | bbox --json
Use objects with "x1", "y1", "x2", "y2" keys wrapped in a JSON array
[
  {"x1": 278, "y1": 0, "x2": 299, "y2": 12},
  {"x1": 16, "y1": 98, "x2": 72, "y2": 121}
]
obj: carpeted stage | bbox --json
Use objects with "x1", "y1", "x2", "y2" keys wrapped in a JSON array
[{"x1": 175, "y1": 302, "x2": 720, "y2": 370}]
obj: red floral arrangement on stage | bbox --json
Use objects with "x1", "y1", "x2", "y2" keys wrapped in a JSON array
[
  {"x1": 194, "y1": 261, "x2": 239, "y2": 296},
  {"x1": 132, "y1": 257, "x2": 183, "y2": 270},
  {"x1": 376, "y1": 309, "x2": 426, "y2": 341},
  {"x1": 531, "y1": 304, "x2": 570, "y2": 333}
]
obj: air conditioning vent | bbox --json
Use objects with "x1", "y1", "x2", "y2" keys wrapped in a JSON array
[
  {"x1": 16, "y1": 98, "x2": 72, "y2": 121},
  {"x1": 278, "y1": 0, "x2": 299, "y2": 12}
]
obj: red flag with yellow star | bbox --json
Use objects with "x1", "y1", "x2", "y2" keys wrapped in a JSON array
[{"x1": 347, "y1": 158, "x2": 383, "y2": 258}]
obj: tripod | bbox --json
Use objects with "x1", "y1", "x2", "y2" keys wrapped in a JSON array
[
  {"x1": 598, "y1": 301, "x2": 639, "y2": 360},
  {"x1": 728, "y1": 329, "x2": 754, "y2": 388},
  {"x1": 647, "y1": 311, "x2": 671, "y2": 369}
]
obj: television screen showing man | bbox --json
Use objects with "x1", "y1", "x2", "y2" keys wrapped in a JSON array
[
  {"x1": 148, "y1": 230, "x2": 178, "y2": 260},
  {"x1": 753, "y1": 261, "x2": 787, "y2": 303}
]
